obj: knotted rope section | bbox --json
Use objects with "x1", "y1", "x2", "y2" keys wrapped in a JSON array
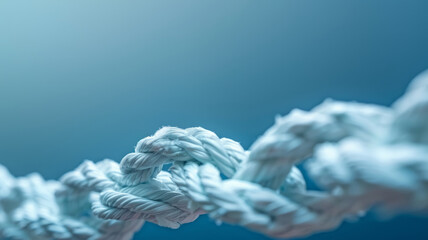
[{"x1": 1, "y1": 70, "x2": 427, "y2": 240}]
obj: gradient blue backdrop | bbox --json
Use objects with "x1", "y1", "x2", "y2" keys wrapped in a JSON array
[{"x1": 1, "y1": 1, "x2": 428, "y2": 239}]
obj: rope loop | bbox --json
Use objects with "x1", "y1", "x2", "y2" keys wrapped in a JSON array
[{"x1": 1, "y1": 70, "x2": 428, "y2": 239}]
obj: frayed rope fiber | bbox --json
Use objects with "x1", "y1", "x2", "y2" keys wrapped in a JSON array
[{"x1": 1, "y1": 71, "x2": 428, "y2": 240}]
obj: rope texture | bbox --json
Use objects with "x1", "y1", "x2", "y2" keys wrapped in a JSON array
[{"x1": 1, "y1": 70, "x2": 428, "y2": 239}]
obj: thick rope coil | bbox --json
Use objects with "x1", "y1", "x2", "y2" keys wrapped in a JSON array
[
  {"x1": 90, "y1": 127, "x2": 247, "y2": 229},
  {"x1": 234, "y1": 100, "x2": 393, "y2": 189},
  {"x1": 307, "y1": 70, "x2": 428, "y2": 213},
  {"x1": 0, "y1": 70, "x2": 427, "y2": 239}
]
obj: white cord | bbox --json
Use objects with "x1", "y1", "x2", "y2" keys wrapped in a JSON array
[{"x1": 1, "y1": 70, "x2": 427, "y2": 240}]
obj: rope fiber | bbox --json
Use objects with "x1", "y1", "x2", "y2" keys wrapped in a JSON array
[{"x1": 1, "y1": 71, "x2": 428, "y2": 239}]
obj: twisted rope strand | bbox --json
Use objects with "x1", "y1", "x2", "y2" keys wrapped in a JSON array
[{"x1": 0, "y1": 70, "x2": 427, "y2": 239}]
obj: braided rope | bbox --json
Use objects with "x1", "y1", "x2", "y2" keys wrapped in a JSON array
[{"x1": 0, "y1": 70, "x2": 427, "y2": 239}]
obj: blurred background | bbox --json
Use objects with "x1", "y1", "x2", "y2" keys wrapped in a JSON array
[{"x1": 1, "y1": 0, "x2": 428, "y2": 239}]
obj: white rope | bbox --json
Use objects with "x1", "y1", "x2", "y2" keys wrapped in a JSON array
[{"x1": 0, "y1": 70, "x2": 427, "y2": 239}]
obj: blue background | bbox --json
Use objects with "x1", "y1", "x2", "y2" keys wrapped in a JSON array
[{"x1": 1, "y1": 1, "x2": 428, "y2": 239}]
